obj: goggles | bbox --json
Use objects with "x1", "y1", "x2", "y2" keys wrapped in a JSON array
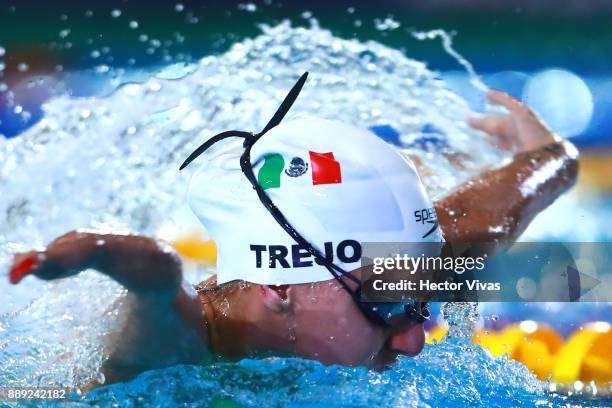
[{"x1": 180, "y1": 72, "x2": 429, "y2": 327}]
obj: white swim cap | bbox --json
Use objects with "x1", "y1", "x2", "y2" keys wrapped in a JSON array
[{"x1": 188, "y1": 117, "x2": 441, "y2": 285}]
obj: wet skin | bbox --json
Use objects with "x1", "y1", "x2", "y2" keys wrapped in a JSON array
[{"x1": 8, "y1": 90, "x2": 578, "y2": 386}]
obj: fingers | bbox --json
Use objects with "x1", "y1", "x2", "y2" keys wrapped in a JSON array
[
  {"x1": 486, "y1": 90, "x2": 530, "y2": 115},
  {"x1": 467, "y1": 115, "x2": 515, "y2": 150},
  {"x1": 467, "y1": 115, "x2": 505, "y2": 136},
  {"x1": 9, "y1": 252, "x2": 41, "y2": 284}
]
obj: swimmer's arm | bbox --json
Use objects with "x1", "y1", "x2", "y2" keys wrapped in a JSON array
[
  {"x1": 435, "y1": 140, "x2": 578, "y2": 243},
  {"x1": 10, "y1": 231, "x2": 204, "y2": 335},
  {"x1": 10, "y1": 232, "x2": 208, "y2": 384},
  {"x1": 435, "y1": 90, "x2": 579, "y2": 244},
  {"x1": 11, "y1": 231, "x2": 182, "y2": 292}
]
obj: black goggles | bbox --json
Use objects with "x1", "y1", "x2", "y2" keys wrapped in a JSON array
[{"x1": 180, "y1": 72, "x2": 429, "y2": 327}]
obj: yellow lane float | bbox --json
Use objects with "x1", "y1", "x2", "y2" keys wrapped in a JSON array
[
  {"x1": 553, "y1": 321, "x2": 611, "y2": 385},
  {"x1": 427, "y1": 320, "x2": 611, "y2": 389},
  {"x1": 171, "y1": 234, "x2": 217, "y2": 265}
]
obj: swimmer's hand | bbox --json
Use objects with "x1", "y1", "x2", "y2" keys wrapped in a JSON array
[
  {"x1": 468, "y1": 89, "x2": 559, "y2": 152},
  {"x1": 437, "y1": 91, "x2": 579, "y2": 244},
  {"x1": 9, "y1": 231, "x2": 182, "y2": 291}
]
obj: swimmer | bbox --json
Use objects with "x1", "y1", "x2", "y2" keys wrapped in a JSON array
[{"x1": 8, "y1": 74, "x2": 578, "y2": 387}]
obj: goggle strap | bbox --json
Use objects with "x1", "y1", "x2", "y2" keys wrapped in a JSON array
[
  {"x1": 179, "y1": 130, "x2": 252, "y2": 170},
  {"x1": 259, "y1": 72, "x2": 309, "y2": 135},
  {"x1": 179, "y1": 72, "x2": 309, "y2": 171}
]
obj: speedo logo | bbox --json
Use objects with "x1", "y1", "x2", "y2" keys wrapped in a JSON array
[
  {"x1": 415, "y1": 207, "x2": 439, "y2": 239},
  {"x1": 250, "y1": 240, "x2": 362, "y2": 268}
]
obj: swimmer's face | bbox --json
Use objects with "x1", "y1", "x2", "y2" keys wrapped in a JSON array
[{"x1": 282, "y1": 279, "x2": 426, "y2": 367}]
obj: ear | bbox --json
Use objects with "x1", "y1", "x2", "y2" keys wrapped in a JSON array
[{"x1": 259, "y1": 284, "x2": 293, "y2": 313}]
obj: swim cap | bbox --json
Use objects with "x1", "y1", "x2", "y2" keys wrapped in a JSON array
[{"x1": 188, "y1": 117, "x2": 441, "y2": 285}]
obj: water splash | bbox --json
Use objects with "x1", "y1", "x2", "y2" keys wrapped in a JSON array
[
  {"x1": 79, "y1": 343, "x2": 582, "y2": 408},
  {"x1": 412, "y1": 29, "x2": 488, "y2": 92},
  {"x1": 0, "y1": 22, "x2": 533, "y2": 401},
  {"x1": 442, "y1": 301, "x2": 480, "y2": 339}
]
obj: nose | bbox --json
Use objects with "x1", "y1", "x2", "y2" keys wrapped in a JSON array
[{"x1": 387, "y1": 322, "x2": 426, "y2": 356}]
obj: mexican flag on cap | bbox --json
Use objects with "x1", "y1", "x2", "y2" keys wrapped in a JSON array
[{"x1": 258, "y1": 151, "x2": 342, "y2": 190}]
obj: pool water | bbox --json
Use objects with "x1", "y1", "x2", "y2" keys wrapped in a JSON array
[{"x1": 0, "y1": 22, "x2": 610, "y2": 407}]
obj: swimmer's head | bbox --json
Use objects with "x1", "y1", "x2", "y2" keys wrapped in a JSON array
[
  {"x1": 185, "y1": 74, "x2": 439, "y2": 364},
  {"x1": 188, "y1": 116, "x2": 441, "y2": 285}
]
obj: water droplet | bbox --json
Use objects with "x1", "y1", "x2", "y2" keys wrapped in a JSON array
[
  {"x1": 374, "y1": 17, "x2": 400, "y2": 31},
  {"x1": 59, "y1": 29, "x2": 71, "y2": 39},
  {"x1": 111, "y1": 9, "x2": 122, "y2": 18},
  {"x1": 219, "y1": 297, "x2": 230, "y2": 317},
  {"x1": 175, "y1": 3, "x2": 184, "y2": 12},
  {"x1": 238, "y1": 3, "x2": 257, "y2": 12},
  {"x1": 129, "y1": 20, "x2": 138, "y2": 29},
  {"x1": 96, "y1": 239, "x2": 105, "y2": 246},
  {"x1": 0, "y1": 46, "x2": 6, "y2": 57},
  {"x1": 95, "y1": 65, "x2": 110, "y2": 74},
  {"x1": 91, "y1": 50, "x2": 100, "y2": 59},
  {"x1": 17, "y1": 62, "x2": 29, "y2": 72}
]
